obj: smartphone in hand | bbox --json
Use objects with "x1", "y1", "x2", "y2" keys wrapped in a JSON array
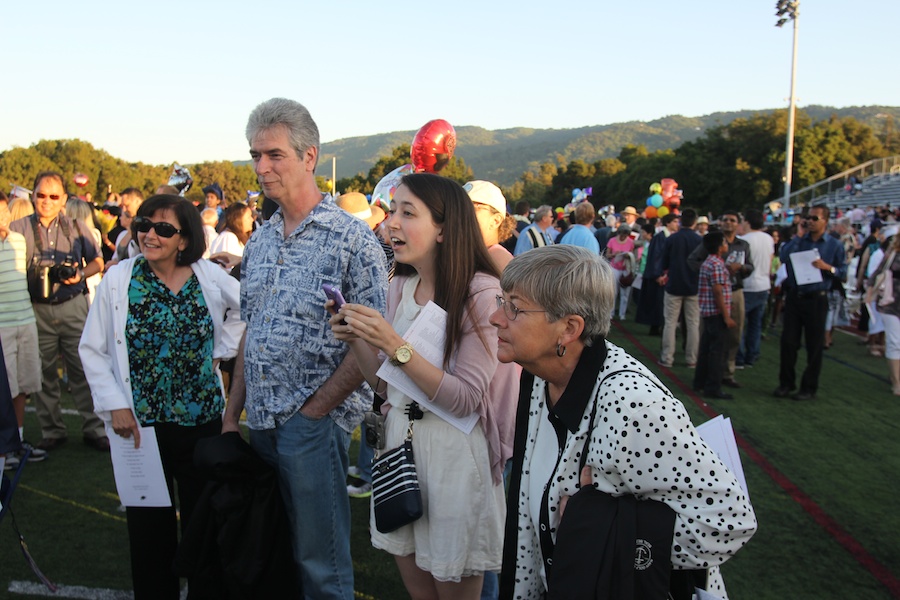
[{"x1": 322, "y1": 284, "x2": 346, "y2": 312}]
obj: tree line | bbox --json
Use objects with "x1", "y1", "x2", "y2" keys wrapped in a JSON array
[
  {"x1": 3, "y1": 109, "x2": 895, "y2": 216},
  {"x1": 501, "y1": 110, "x2": 898, "y2": 215},
  {"x1": 0, "y1": 140, "x2": 260, "y2": 207}
]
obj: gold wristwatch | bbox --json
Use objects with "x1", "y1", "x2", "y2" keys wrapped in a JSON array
[{"x1": 389, "y1": 343, "x2": 414, "y2": 366}]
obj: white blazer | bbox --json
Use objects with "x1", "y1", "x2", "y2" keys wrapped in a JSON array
[{"x1": 79, "y1": 257, "x2": 244, "y2": 424}]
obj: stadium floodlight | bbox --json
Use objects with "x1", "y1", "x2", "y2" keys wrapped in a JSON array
[{"x1": 775, "y1": 0, "x2": 800, "y2": 209}]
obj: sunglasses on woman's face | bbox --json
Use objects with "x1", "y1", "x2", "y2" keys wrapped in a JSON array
[{"x1": 133, "y1": 216, "x2": 182, "y2": 238}]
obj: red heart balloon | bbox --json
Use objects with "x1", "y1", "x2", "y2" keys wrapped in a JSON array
[{"x1": 411, "y1": 119, "x2": 457, "y2": 173}]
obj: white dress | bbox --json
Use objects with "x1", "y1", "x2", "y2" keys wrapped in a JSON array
[
  {"x1": 209, "y1": 230, "x2": 244, "y2": 257},
  {"x1": 370, "y1": 275, "x2": 505, "y2": 582}
]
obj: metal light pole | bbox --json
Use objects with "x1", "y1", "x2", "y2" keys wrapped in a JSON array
[{"x1": 776, "y1": 1, "x2": 800, "y2": 209}]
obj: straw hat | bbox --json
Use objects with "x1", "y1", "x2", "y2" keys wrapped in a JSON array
[{"x1": 335, "y1": 192, "x2": 385, "y2": 229}]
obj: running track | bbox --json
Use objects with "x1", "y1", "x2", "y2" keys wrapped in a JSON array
[{"x1": 612, "y1": 320, "x2": 900, "y2": 598}]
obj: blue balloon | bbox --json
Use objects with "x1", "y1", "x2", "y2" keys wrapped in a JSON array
[{"x1": 651, "y1": 193, "x2": 664, "y2": 208}]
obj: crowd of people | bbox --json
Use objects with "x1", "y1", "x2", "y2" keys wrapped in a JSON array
[
  {"x1": 0, "y1": 98, "x2": 771, "y2": 599},
  {"x1": 534, "y1": 198, "x2": 899, "y2": 404}
]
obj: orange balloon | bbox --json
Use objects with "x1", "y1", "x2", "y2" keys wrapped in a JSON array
[{"x1": 644, "y1": 206, "x2": 658, "y2": 219}]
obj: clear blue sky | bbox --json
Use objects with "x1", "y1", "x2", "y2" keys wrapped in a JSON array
[{"x1": 2, "y1": 0, "x2": 896, "y2": 174}]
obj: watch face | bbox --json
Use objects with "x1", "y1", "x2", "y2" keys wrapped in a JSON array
[{"x1": 397, "y1": 346, "x2": 413, "y2": 363}]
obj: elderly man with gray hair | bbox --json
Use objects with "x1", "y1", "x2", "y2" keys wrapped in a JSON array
[
  {"x1": 223, "y1": 98, "x2": 389, "y2": 598},
  {"x1": 514, "y1": 205, "x2": 555, "y2": 255}
]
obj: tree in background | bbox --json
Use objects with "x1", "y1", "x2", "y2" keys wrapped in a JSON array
[
  {"x1": 0, "y1": 140, "x2": 261, "y2": 206},
  {"x1": 502, "y1": 110, "x2": 890, "y2": 215},
  {"x1": 186, "y1": 160, "x2": 259, "y2": 205}
]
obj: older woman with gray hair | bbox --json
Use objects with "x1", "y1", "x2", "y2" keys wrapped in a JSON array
[{"x1": 490, "y1": 245, "x2": 756, "y2": 599}]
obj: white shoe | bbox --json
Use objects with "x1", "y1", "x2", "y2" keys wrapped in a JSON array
[
  {"x1": 347, "y1": 482, "x2": 372, "y2": 498},
  {"x1": 347, "y1": 466, "x2": 362, "y2": 479}
]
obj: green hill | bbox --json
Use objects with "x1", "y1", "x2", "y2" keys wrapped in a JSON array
[{"x1": 293, "y1": 105, "x2": 899, "y2": 186}]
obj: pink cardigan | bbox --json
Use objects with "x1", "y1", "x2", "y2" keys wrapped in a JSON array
[{"x1": 382, "y1": 272, "x2": 519, "y2": 484}]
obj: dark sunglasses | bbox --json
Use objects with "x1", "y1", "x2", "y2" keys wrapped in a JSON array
[
  {"x1": 802, "y1": 215, "x2": 822, "y2": 222},
  {"x1": 35, "y1": 193, "x2": 62, "y2": 201},
  {"x1": 134, "y1": 216, "x2": 182, "y2": 238}
]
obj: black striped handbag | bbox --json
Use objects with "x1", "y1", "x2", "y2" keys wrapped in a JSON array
[{"x1": 372, "y1": 433, "x2": 423, "y2": 533}]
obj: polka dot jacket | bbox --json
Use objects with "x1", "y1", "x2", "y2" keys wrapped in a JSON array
[{"x1": 500, "y1": 339, "x2": 758, "y2": 599}]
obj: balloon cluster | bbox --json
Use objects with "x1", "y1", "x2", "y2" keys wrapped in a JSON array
[
  {"x1": 167, "y1": 163, "x2": 194, "y2": 196},
  {"x1": 560, "y1": 187, "x2": 594, "y2": 215},
  {"x1": 371, "y1": 119, "x2": 458, "y2": 207},
  {"x1": 571, "y1": 187, "x2": 592, "y2": 203},
  {"x1": 644, "y1": 178, "x2": 683, "y2": 219}
]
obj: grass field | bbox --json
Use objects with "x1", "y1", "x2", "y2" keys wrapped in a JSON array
[{"x1": 2, "y1": 314, "x2": 899, "y2": 599}]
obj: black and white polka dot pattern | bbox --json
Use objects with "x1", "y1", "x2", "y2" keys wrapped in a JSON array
[{"x1": 506, "y1": 341, "x2": 757, "y2": 599}]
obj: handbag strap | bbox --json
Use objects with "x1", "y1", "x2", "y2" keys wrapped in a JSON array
[
  {"x1": 403, "y1": 401, "x2": 423, "y2": 440},
  {"x1": 578, "y1": 369, "x2": 675, "y2": 473},
  {"x1": 542, "y1": 369, "x2": 673, "y2": 578}
]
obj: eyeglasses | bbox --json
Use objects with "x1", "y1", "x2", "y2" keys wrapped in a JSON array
[
  {"x1": 133, "y1": 216, "x2": 182, "y2": 238},
  {"x1": 35, "y1": 193, "x2": 62, "y2": 201},
  {"x1": 495, "y1": 295, "x2": 547, "y2": 321},
  {"x1": 802, "y1": 215, "x2": 823, "y2": 222}
]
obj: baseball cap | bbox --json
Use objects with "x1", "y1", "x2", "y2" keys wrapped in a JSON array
[{"x1": 463, "y1": 180, "x2": 507, "y2": 215}]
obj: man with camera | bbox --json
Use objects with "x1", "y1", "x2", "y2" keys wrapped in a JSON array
[{"x1": 10, "y1": 171, "x2": 108, "y2": 452}]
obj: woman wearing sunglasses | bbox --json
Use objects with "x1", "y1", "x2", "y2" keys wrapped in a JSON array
[{"x1": 79, "y1": 194, "x2": 244, "y2": 599}]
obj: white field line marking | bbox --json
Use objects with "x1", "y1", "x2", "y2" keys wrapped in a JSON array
[{"x1": 9, "y1": 581, "x2": 189, "y2": 599}]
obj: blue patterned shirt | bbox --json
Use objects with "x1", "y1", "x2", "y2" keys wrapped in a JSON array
[{"x1": 241, "y1": 194, "x2": 389, "y2": 432}]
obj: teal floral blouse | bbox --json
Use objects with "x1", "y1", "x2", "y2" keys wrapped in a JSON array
[{"x1": 126, "y1": 258, "x2": 223, "y2": 427}]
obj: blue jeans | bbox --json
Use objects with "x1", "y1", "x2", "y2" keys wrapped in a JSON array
[
  {"x1": 250, "y1": 411, "x2": 354, "y2": 600},
  {"x1": 738, "y1": 291, "x2": 769, "y2": 366}
]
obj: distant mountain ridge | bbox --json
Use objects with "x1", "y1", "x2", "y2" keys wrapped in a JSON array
[{"x1": 239, "y1": 105, "x2": 899, "y2": 186}]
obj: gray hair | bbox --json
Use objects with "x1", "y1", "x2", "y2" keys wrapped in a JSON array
[
  {"x1": 246, "y1": 98, "x2": 320, "y2": 167},
  {"x1": 64, "y1": 198, "x2": 96, "y2": 230},
  {"x1": 605, "y1": 215, "x2": 617, "y2": 228},
  {"x1": 533, "y1": 205, "x2": 553, "y2": 222},
  {"x1": 501, "y1": 245, "x2": 614, "y2": 342},
  {"x1": 200, "y1": 208, "x2": 219, "y2": 226}
]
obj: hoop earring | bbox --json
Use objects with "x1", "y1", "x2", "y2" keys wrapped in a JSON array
[{"x1": 556, "y1": 344, "x2": 566, "y2": 357}]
